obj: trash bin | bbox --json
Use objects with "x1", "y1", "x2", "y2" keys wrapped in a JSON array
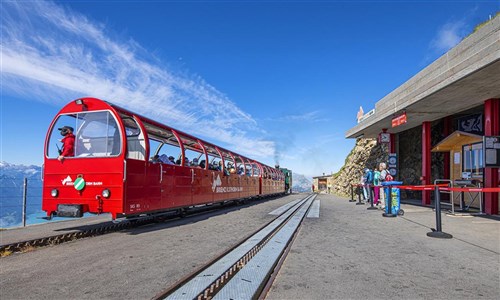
[{"x1": 382, "y1": 181, "x2": 404, "y2": 216}]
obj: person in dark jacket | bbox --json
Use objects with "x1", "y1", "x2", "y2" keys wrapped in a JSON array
[{"x1": 58, "y1": 126, "x2": 75, "y2": 161}]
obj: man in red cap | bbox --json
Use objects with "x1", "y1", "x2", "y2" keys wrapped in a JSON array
[{"x1": 58, "y1": 126, "x2": 75, "y2": 161}]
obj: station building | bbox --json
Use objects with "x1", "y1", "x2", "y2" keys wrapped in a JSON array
[
  {"x1": 346, "y1": 16, "x2": 500, "y2": 215},
  {"x1": 312, "y1": 174, "x2": 334, "y2": 194}
]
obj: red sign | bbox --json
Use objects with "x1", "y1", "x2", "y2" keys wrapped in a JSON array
[{"x1": 392, "y1": 112, "x2": 407, "y2": 127}]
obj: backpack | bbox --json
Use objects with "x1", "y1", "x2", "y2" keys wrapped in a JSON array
[
  {"x1": 373, "y1": 171, "x2": 381, "y2": 185},
  {"x1": 365, "y1": 170, "x2": 374, "y2": 184},
  {"x1": 385, "y1": 173, "x2": 394, "y2": 181}
]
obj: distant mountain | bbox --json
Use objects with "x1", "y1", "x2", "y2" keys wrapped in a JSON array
[
  {"x1": 0, "y1": 161, "x2": 43, "y2": 228},
  {"x1": 292, "y1": 173, "x2": 312, "y2": 193}
]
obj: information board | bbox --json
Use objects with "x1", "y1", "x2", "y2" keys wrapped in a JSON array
[{"x1": 483, "y1": 136, "x2": 500, "y2": 168}]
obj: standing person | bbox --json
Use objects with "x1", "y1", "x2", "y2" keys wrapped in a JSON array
[
  {"x1": 362, "y1": 168, "x2": 373, "y2": 203},
  {"x1": 378, "y1": 162, "x2": 389, "y2": 209},
  {"x1": 57, "y1": 126, "x2": 75, "y2": 161},
  {"x1": 373, "y1": 168, "x2": 381, "y2": 206}
]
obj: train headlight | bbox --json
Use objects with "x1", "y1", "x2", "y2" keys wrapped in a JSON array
[
  {"x1": 51, "y1": 189, "x2": 59, "y2": 197},
  {"x1": 102, "y1": 189, "x2": 111, "y2": 198}
]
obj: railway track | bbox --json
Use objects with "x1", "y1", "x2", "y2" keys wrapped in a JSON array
[
  {"x1": 0, "y1": 195, "x2": 284, "y2": 257},
  {"x1": 154, "y1": 193, "x2": 317, "y2": 300}
]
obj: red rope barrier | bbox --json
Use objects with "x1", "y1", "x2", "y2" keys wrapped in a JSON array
[
  {"x1": 350, "y1": 183, "x2": 500, "y2": 193},
  {"x1": 394, "y1": 184, "x2": 448, "y2": 191},
  {"x1": 439, "y1": 187, "x2": 500, "y2": 193}
]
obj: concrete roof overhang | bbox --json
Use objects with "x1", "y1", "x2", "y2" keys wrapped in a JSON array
[{"x1": 346, "y1": 16, "x2": 500, "y2": 139}]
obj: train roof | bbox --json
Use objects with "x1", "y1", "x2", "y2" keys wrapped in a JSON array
[{"x1": 61, "y1": 97, "x2": 278, "y2": 173}]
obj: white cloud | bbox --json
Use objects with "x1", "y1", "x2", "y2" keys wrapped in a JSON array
[
  {"x1": 0, "y1": 1, "x2": 274, "y2": 161},
  {"x1": 270, "y1": 110, "x2": 328, "y2": 123},
  {"x1": 430, "y1": 20, "x2": 467, "y2": 53}
]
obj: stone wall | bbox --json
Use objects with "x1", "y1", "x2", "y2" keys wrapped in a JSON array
[
  {"x1": 331, "y1": 138, "x2": 387, "y2": 197},
  {"x1": 332, "y1": 122, "x2": 447, "y2": 200}
]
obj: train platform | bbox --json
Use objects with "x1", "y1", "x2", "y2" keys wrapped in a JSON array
[
  {"x1": 0, "y1": 193, "x2": 498, "y2": 299},
  {"x1": 0, "y1": 214, "x2": 112, "y2": 245},
  {"x1": 267, "y1": 193, "x2": 500, "y2": 299}
]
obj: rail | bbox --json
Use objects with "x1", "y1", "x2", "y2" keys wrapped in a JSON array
[
  {"x1": 154, "y1": 193, "x2": 316, "y2": 300},
  {"x1": 0, "y1": 193, "x2": 287, "y2": 257}
]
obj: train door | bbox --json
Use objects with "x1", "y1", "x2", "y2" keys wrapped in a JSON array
[
  {"x1": 122, "y1": 117, "x2": 150, "y2": 215},
  {"x1": 185, "y1": 147, "x2": 206, "y2": 205}
]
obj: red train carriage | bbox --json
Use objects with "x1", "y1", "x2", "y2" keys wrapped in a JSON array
[{"x1": 42, "y1": 98, "x2": 286, "y2": 219}]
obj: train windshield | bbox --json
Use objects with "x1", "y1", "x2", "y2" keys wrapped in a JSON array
[{"x1": 47, "y1": 111, "x2": 121, "y2": 159}]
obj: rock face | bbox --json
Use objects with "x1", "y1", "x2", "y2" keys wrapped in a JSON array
[
  {"x1": 332, "y1": 124, "x2": 446, "y2": 199},
  {"x1": 331, "y1": 138, "x2": 388, "y2": 197}
]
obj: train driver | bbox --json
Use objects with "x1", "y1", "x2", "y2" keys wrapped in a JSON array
[{"x1": 57, "y1": 126, "x2": 75, "y2": 162}]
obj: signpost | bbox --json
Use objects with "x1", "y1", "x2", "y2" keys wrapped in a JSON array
[{"x1": 391, "y1": 112, "x2": 407, "y2": 127}]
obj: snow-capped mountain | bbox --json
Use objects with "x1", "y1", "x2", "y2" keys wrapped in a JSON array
[
  {"x1": 292, "y1": 173, "x2": 312, "y2": 193},
  {"x1": 0, "y1": 162, "x2": 43, "y2": 228}
]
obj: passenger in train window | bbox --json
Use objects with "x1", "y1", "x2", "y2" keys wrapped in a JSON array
[
  {"x1": 151, "y1": 155, "x2": 160, "y2": 163},
  {"x1": 168, "y1": 156, "x2": 175, "y2": 164},
  {"x1": 199, "y1": 160, "x2": 206, "y2": 169},
  {"x1": 57, "y1": 126, "x2": 75, "y2": 161},
  {"x1": 159, "y1": 154, "x2": 175, "y2": 165},
  {"x1": 227, "y1": 162, "x2": 235, "y2": 174},
  {"x1": 191, "y1": 157, "x2": 201, "y2": 168},
  {"x1": 238, "y1": 167, "x2": 245, "y2": 175},
  {"x1": 184, "y1": 157, "x2": 190, "y2": 166}
]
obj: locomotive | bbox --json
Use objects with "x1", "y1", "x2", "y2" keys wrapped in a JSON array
[{"x1": 42, "y1": 98, "x2": 291, "y2": 220}]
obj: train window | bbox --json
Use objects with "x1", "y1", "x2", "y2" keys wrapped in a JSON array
[
  {"x1": 184, "y1": 148, "x2": 204, "y2": 168},
  {"x1": 207, "y1": 154, "x2": 222, "y2": 171},
  {"x1": 124, "y1": 118, "x2": 146, "y2": 160},
  {"x1": 153, "y1": 141, "x2": 181, "y2": 164},
  {"x1": 46, "y1": 111, "x2": 122, "y2": 159},
  {"x1": 252, "y1": 163, "x2": 261, "y2": 177},
  {"x1": 245, "y1": 163, "x2": 253, "y2": 177}
]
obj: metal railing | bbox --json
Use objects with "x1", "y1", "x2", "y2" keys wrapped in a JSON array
[{"x1": 0, "y1": 177, "x2": 43, "y2": 228}]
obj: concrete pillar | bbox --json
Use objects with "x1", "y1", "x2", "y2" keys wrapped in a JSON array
[
  {"x1": 484, "y1": 98, "x2": 499, "y2": 215},
  {"x1": 422, "y1": 122, "x2": 432, "y2": 205}
]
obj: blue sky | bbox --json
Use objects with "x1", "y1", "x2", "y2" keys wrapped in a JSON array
[{"x1": 1, "y1": 0, "x2": 498, "y2": 178}]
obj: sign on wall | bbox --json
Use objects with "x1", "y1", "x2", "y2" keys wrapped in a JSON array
[
  {"x1": 388, "y1": 153, "x2": 397, "y2": 177},
  {"x1": 458, "y1": 113, "x2": 483, "y2": 135},
  {"x1": 391, "y1": 112, "x2": 407, "y2": 127},
  {"x1": 483, "y1": 136, "x2": 500, "y2": 168}
]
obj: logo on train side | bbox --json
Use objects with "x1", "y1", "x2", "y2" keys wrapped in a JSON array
[
  {"x1": 212, "y1": 174, "x2": 222, "y2": 192},
  {"x1": 62, "y1": 175, "x2": 73, "y2": 186}
]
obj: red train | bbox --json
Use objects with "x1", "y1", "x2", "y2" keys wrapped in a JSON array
[{"x1": 42, "y1": 98, "x2": 289, "y2": 219}]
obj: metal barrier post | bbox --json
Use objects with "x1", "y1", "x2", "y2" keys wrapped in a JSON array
[
  {"x1": 356, "y1": 185, "x2": 365, "y2": 205},
  {"x1": 434, "y1": 179, "x2": 453, "y2": 214},
  {"x1": 22, "y1": 177, "x2": 27, "y2": 227},
  {"x1": 349, "y1": 184, "x2": 356, "y2": 202},
  {"x1": 367, "y1": 185, "x2": 377, "y2": 210},
  {"x1": 382, "y1": 185, "x2": 396, "y2": 217},
  {"x1": 427, "y1": 186, "x2": 453, "y2": 239}
]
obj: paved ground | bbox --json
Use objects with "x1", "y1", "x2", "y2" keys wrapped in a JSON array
[
  {"x1": 0, "y1": 214, "x2": 112, "y2": 245},
  {"x1": 0, "y1": 193, "x2": 498, "y2": 300},
  {"x1": 0, "y1": 194, "x2": 303, "y2": 299},
  {"x1": 267, "y1": 194, "x2": 500, "y2": 300}
]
